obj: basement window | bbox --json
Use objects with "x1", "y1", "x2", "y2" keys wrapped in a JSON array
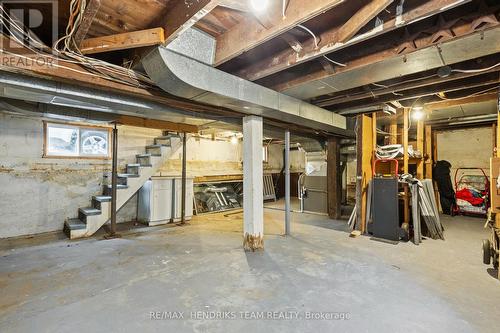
[{"x1": 44, "y1": 122, "x2": 111, "y2": 158}]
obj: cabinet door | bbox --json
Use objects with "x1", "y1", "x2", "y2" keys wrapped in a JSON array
[{"x1": 152, "y1": 189, "x2": 172, "y2": 222}]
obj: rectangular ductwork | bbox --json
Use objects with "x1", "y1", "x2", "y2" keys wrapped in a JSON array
[{"x1": 141, "y1": 28, "x2": 347, "y2": 136}]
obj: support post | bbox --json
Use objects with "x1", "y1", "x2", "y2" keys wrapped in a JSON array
[
  {"x1": 425, "y1": 125, "x2": 433, "y2": 179},
  {"x1": 284, "y1": 130, "x2": 291, "y2": 235},
  {"x1": 110, "y1": 123, "x2": 118, "y2": 236},
  {"x1": 180, "y1": 132, "x2": 187, "y2": 225},
  {"x1": 403, "y1": 108, "x2": 409, "y2": 174},
  {"x1": 243, "y1": 116, "x2": 264, "y2": 251},
  {"x1": 416, "y1": 119, "x2": 424, "y2": 179},
  {"x1": 327, "y1": 137, "x2": 341, "y2": 219}
]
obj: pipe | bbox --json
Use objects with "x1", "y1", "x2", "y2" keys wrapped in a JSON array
[
  {"x1": 110, "y1": 123, "x2": 118, "y2": 236},
  {"x1": 285, "y1": 130, "x2": 291, "y2": 235},
  {"x1": 180, "y1": 132, "x2": 187, "y2": 224},
  {"x1": 298, "y1": 173, "x2": 305, "y2": 213}
]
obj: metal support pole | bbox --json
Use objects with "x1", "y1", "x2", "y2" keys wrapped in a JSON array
[
  {"x1": 180, "y1": 132, "x2": 187, "y2": 224},
  {"x1": 285, "y1": 130, "x2": 291, "y2": 235},
  {"x1": 110, "y1": 123, "x2": 118, "y2": 236}
]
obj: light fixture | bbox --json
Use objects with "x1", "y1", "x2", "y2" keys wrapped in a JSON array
[
  {"x1": 412, "y1": 106, "x2": 424, "y2": 120},
  {"x1": 250, "y1": 0, "x2": 269, "y2": 12},
  {"x1": 230, "y1": 135, "x2": 238, "y2": 145}
]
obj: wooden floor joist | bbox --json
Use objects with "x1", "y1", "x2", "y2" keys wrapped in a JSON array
[
  {"x1": 80, "y1": 28, "x2": 165, "y2": 55},
  {"x1": 114, "y1": 115, "x2": 198, "y2": 133}
]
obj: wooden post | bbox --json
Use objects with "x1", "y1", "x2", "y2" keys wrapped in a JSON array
[
  {"x1": 355, "y1": 115, "x2": 373, "y2": 233},
  {"x1": 403, "y1": 108, "x2": 409, "y2": 174},
  {"x1": 425, "y1": 125, "x2": 433, "y2": 179},
  {"x1": 416, "y1": 119, "x2": 424, "y2": 179},
  {"x1": 497, "y1": 111, "x2": 500, "y2": 158},
  {"x1": 327, "y1": 137, "x2": 341, "y2": 219},
  {"x1": 389, "y1": 117, "x2": 398, "y2": 145},
  {"x1": 492, "y1": 123, "x2": 497, "y2": 157}
]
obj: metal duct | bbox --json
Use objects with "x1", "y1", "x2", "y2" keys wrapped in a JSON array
[
  {"x1": 141, "y1": 29, "x2": 347, "y2": 136},
  {"x1": 0, "y1": 71, "x2": 215, "y2": 126}
]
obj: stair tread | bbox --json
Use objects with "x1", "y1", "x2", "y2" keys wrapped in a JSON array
[
  {"x1": 105, "y1": 184, "x2": 128, "y2": 189},
  {"x1": 66, "y1": 218, "x2": 86, "y2": 230},
  {"x1": 127, "y1": 163, "x2": 140, "y2": 167},
  {"x1": 146, "y1": 144, "x2": 163, "y2": 148},
  {"x1": 136, "y1": 153, "x2": 151, "y2": 158},
  {"x1": 139, "y1": 164, "x2": 153, "y2": 167},
  {"x1": 93, "y1": 195, "x2": 111, "y2": 202},
  {"x1": 79, "y1": 207, "x2": 101, "y2": 216},
  {"x1": 117, "y1": 173, "x2": 140, "y2": 178}
]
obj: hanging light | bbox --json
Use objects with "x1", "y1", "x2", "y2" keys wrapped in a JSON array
[
  {"x1": 412, "y1": 106, "x2": 424, "y2": 120},
  {"x1": 230, "y1": 135, "x2": 238, "y2": 145},
  {"x1": 250, "y1": 0, "x2": 269, "y2": 12}
]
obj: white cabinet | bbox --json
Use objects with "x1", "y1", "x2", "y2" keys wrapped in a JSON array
[
  {"x1": 138, "y1": 177, "x2": 194, "y2": 225},
  {"x1": 138, "y1": 178, "x2": 173, "y2": 226}
]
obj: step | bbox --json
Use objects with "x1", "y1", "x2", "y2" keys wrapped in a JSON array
[
  {"x1": 92, "y1": 195, "x2": 111, "y2": 210},
  {"x1": 65, "y1": 218, "x2": 86, "y2": 230},
  {"x1": 154, "y1": 137, "x2": 172, "y2": 146},
  {"x1": 78, "y1": 207, "x2": 101, "y2": 222},
  {"x1": 117, "y1": 173, "x2": 140, "y2": 178},
  {"x1": 136, "y1": 153, "x2": 152, "y2": 158},
  {"x1": 103, "y1": 184, "x2": 129, "y2": 196},
  {"x1": 146, "y1": 145, "x2": 162, "y2": 156},
  {"x1": 126, "y1": 164, "x2": 140, "y2": 175}
]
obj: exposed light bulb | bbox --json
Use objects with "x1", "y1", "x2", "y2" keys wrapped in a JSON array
[
  {"x1": 230, "y1": 135, "x2": 238, "y2": 145},
  {"x1": 250, "y1": 0, "x2": 269, "y2": 12},
  {"x1": 412, "y1": 107, "x2": 424, "y2": 120}
]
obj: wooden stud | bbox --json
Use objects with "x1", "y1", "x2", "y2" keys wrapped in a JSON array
[
  {"x1": 416, "y1": 119, "x2": 424, "y2": 179},
  {"x1": 389, "y1": 117, "x2": 398, "y2": 145},
  {"x1": 355, "y1": 114, "x2": 373, "y2": 233},
  {"x1": 80, "y1": 28, "x2": 166, "y2": 55},
  {"x1": 73, "y1": 0, "x2": 101, "y2": 46},
  {"x1": 425, "y1": 125, "x2": 433, "y2": 179}
]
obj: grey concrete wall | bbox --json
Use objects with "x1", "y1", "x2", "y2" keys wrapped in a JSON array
[
  {"x1": 0, "y1": 114, "x2": 165, "y2": 238},
  {"x1": 436, "y1": 126, "x2": 492, "y2": 189}
]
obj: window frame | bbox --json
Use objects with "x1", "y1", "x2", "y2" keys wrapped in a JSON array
[{"x1": 43, "y1": 121, "x2": 112, "y2": 159}]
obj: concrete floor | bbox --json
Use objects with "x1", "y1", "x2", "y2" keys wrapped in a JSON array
[{"x1": 1, "y1": 209, "x2": 499, "y2": 332}]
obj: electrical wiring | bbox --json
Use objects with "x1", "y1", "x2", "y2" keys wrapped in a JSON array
[
  {"x1": 295, "y1": 24, "x2": 347, "y2": 68},
  {"x1": 0, "y1": 1, "x2": 153, "y2": 88},
  {"x1": 451, "y1": 62, "x2": 500, "y2": 74}
]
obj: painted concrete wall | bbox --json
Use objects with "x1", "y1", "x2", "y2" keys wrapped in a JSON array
[
  {"x1": 436, "y1": 126, "x2": 492, "y2": 189},
  {"x1": 0, "y1": 114, "x2": 166, "y2": 238}
]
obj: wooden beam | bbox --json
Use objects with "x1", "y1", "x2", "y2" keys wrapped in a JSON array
[
  {"x1": 80, "y1": 28, "x2": 165, "y2": 55},
  {"x1": 356, "y1": 114, "x2": 373, "y2": 233},
  {"x1": 73, "y1": 0, "x2": 101, "y2": 46},
  {"x1": 416, "y1": 119, "x2": 424, "y2": 179},
  {"x1": 161, "y1": 0, "x2": 218, "y2": 44},
  {"x1": 235, "y1": 0, "x2": 469, "y2": 81},
  {"x1": 337, "y1": 0, "x2": 394, "y2": 43},
  {"x1": 425, "y1": 92, "x2": 498, "y2": 111},
  {"x1": 327, "y1": 137, "x2": 341, "y2": 219},
  {"x1": 114, "y1": 115, "x2": 198, "y2": 133},
  {"x1": 214, "y1": 0, "x2": 344, "y2": 66}
]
